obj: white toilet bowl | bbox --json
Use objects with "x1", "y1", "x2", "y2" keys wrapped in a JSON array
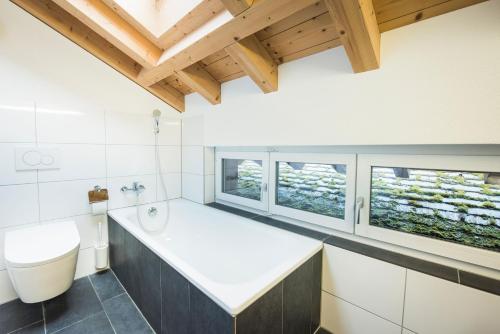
[{"x1": 4, "y1": 221, "x2": 80, "y2": 303}]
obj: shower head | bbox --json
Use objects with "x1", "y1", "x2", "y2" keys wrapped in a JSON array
[{"x1": 152, "y1": 109, "x2": 161, "y2": 134}]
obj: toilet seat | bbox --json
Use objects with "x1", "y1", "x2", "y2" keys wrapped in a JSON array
[{"x1": 5, "y1": 221, "x2": 80, "y2": 268}]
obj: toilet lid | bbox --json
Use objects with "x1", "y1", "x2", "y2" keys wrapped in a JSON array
[{"x1": 4, "y1": 221, "x2": 80, "y2": 268}]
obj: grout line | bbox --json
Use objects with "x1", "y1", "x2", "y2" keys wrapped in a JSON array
[
  {"x1": 457, "y1": 270, "x2": 461, "y2": 284},
  {"x1": 42, "y1": 299, "x2": 47, "y2": 334},
  {"x1": 50, "y1": 311, "x2": 102, "y2": 334},
  {"x1": 6, "y1": 320, "x2": 44, "y2": 334},
  {"x1": 322, "y1": 290, "x2": 403, "y2": 327},
  {"x1": 87, "y1": 273, "x2": 119, "y2": 333},
  {"x1": 401, "y1": 269, "x2": 408, "y2": 333}
]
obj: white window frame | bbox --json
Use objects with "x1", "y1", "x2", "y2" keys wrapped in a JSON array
[
  {"x1": 269, "y1": 153, "x2": 357, "y2": 233},
  {"x1": 356, "y1": 154, "x2": 500, "y2": 270},
  {"x1": 215, "y1": 151, "x2": 269, "y2": 211}
]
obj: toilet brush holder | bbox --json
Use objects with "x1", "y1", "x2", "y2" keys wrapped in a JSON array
[{"x1": 95, "y1": 243, "x2": 108, "y2": 270}]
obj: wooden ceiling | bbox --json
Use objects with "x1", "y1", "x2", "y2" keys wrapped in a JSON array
[{"x1": 11, "y1": 0, "x2": 486, "y2": 112}]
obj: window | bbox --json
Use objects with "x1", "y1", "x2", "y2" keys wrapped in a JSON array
[
  {"x1": 216, "y1": 152, "x2": 269, "y2": 211},
  {"x1": 357, "y1": 155, "x2": 500, "y2": 270},
  {"x1": 222, "y1": 158, "x2": 263, "y2": 201},
  {"x1": 269, "y1": 153, "x2": 356, "y2": 232}
]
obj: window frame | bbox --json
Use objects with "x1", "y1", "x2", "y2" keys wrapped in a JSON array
[
  {"x1": 269, "y1": 152, "x2": 357, "y2": 233},
  {"x1": 215, "y1": 151, "x2": 269, "y2": 211},
  {"x1": 356, "y1": 154, "x2": 500, "y2": 270}
]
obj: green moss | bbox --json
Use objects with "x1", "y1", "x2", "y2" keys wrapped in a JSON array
[
  {"x1": 432, "y1": 194, "x2": 444, "y2": 202},
  {"x1": 482, "y1": 201, "x2": 497, "y2": 209},
  {"x1": 481, "y1": 184, "x2": 494, "y2": 195},
  {"x1": 457, "y1": 204, "x2": 469, "y2": 213},
  {"x1": 409, "y1": 185, "x2": 422, "y2": 194}
]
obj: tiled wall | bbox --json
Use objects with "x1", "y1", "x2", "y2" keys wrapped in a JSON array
[
  {"x1": 0, "y1": 105, "x2": 181, "y2": 304},
  {"x1": 321, "y1": 244, "x2": 500, "y2": 334},
  {"x1": 181, "y1": 115, "x2": 214, "y2": 204}
]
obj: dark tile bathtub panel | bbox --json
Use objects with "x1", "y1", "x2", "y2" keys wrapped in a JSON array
[
  {"x1": 161, "y1": 262, "x2": 190, "y2": 334},
  {"x1": 108, "y1": 218, "x2": 161, "y2": 333},
  {"x1": 311, "y1": 251, "x2": 323, "y2": 333},
  {"x1": 235, "y1": 283, "x2": 283, "y2": 334},
  {"x1": 108, "y1": 215, "x2": 322, "y2": 334},
  {"x1": 283, "y1": 259, "x2": 314, "y2": 334},
  {"x1": 189, "y1": 284, "x2": 235, "y2": 334}
]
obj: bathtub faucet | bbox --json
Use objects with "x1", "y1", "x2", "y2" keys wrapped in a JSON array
[{"x1": 120, "y1": 182, "x2": 146, "y2": 195}]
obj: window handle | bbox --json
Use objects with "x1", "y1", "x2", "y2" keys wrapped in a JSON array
[
  {"x1": 355, "y1": 197, "x2": 364, "y2": 225},
  {"x1": 262, "y1": 183, "x2": 268, "y2": 192}
]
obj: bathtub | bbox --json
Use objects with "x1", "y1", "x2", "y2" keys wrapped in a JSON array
[{"x1": 108, "y1": 199, "x2": 322, "y2": 316}]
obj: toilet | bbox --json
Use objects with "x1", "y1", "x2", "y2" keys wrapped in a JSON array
[{"x1": 4, "y1": 221, "x2": 80, "y2": 303}]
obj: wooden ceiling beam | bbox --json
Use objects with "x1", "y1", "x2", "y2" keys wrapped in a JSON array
[
  {"x1": 222, "y1": 0, "x2": 278, "y2": 93},
  {"x1": 52, "y1": 0, "x2": 163, "y2": 69},
  {"x1": 325, "y1": 0, "x2": 380, "y2": 73},
  {"x1": 157, "y1": 0, "x2": 227, "y2": 50},
  {"x1": 137, "y1": 0, "x2": 318, "y2": 87},
  {"x1": 176, "y1": 63, "x2": 221, "y2": 104},
  {"x1": 11, "y1": 0, "x2": 185, "y2": 112},
  {"x1": 219, "y1": 0, "x2": 254, "y2": 16},
  {"x1": 225, "y1": 35, "x2": 277, "y2": 93}
]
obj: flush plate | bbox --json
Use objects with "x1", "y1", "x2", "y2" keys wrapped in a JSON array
[{"x1": 15, "y1": 147, "x2": 60, "y2": 170}]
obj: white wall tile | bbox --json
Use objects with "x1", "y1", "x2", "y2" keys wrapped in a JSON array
[
  {"x1": 42, "y1": 215, "x2": 107, "y2": 251},
  {"x1": 204, "y1": 147, "x2": 215, "y2": 175},
  {"x1": 0, "y1": 270, "x2": 17, "y2": 304},
  {"x1": 321, "y1": 291, "x2": 401, "y2": 334},
  {"x1": 106, "y1": 111, "x2": 154, "y2": 145},
  {"x1": 158, "y1": 118, "x2": 182, "y2": 146},
  {"x1": 106, "y1": 145, "x2": 155, "y2": 177},
  {"x1": 182, "y1": 146, "x2": 204, "y2": 175},
  {"x1": 107, "y1": 175, "x2": 157, "y2": 209},
  {"x1": 204, "y1": 174, "x2": 215, "y2": 203},
  {"x1": 36, "y1": 106, "x2": 105, "y2": 144},
  {"x1": 403, "y1": 270, "x2": 500, "y2": 334},
  {"x1": 37, "y1": 144, "x2": 106, "y2": 182},
  {"x1": 0, "y1": 103, "x2": 36, "y2": 143},
  {"x1": 0, "y1": 143, "x2": 37, "y2": 185},
  {"x1": 159, "y1": 146, "x2": 181, "y2": 174},
  {"x1": 181, "y1": 116, "x2": 204, "y2": 146},
  {"x1": 182, "y1": 173, "x2": 204, "y2": 204},
  {"x1": 322, "y1": 245, "x2": 406, "y2": 324},
  {"x1": 74, "y1": 248, "x2": 97, "y2": 279},
  {"x1": 38, "y1": 178, "x2": 106, "y2": 221},
  {"x1": 157, "y1": 173, "x2": 182, "y2": 201},
  {"x1": 0, "y1": 184, "x2": 39, "y2": 228}
]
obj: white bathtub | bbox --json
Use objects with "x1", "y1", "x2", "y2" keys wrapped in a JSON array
[{"x1": 108, "y1": 199, "x2": 322, "y2": 315}]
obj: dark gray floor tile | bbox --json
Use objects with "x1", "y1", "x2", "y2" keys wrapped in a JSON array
[
  {"x1": 0, "y1": 299, "x2": 42, "y2": 334},
  {"x1": 89, "y1": 270, "x2": 125, "y2": 302},
  {"x1": 9, "y1": 321, "x2": 44, "y2": 334},
  {"x1": 103, "y1": 294, "x2": 153, "y2": 334},
  {"x1": 311, "y1": 251, "x2": 322, "y2": 333},
  {"x1": 189, "y1": 284, "x2": 234, "y2": 334},
  {"x1": 44, "y1": 277, "x2": 103, "y2": 334},
  {"x1": 284, "y1": 258, "x2": 314, "y2": 334},
  {"x1": 161, "y1": 262, "x2": 189, "y2": 334},
  {"x1": 236, "y1": 283, "x2": 282, "y2": 334},
  {"x1": 55, "y1": 312, "x2": 113, "y2": 334}
]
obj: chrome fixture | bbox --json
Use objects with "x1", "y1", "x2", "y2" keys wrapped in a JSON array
[
  {"x1": 147, "y1": 206, "x2": 158, "y2": 217},
  {"x1": 121, "y1": 182, "x2": 145, "y2": 195},
  {"x1": 152, "y1": 109, "x2": 161, "y2": 134}
]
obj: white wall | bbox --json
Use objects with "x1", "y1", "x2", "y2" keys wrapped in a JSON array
[
  {"x1": 0, "y1": 2, "x2": 182, "y2": 304},
  {"x1": 186, "y1": 0, "x2": 500, "y2": 146},
  {"x1": 321, "y1": 244, "x2": 500, "y2": 334},
  {"x1": 181, "y1": 115, "x2": 215, "y2": 204}
]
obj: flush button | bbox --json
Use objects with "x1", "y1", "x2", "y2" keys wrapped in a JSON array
[{"x1": 16, "y1": 147, "x2": 60, "y2": 170}]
